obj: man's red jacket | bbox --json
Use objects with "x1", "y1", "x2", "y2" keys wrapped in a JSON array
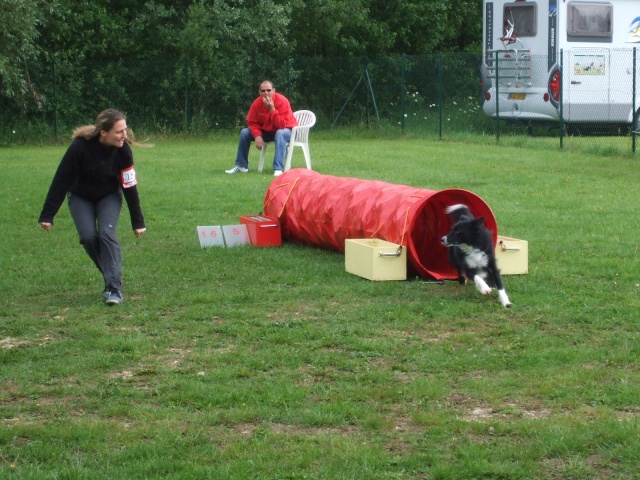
[{"x1": 246, "y1": 92, "x2": 298, "y2": 138}]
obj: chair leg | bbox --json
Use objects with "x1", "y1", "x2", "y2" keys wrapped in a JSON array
[
  {"x1": 302, "y1": 144, "x2": 312, "y2": 170},
  {"x1": 258, "y1": 144, "x2": 268, "y2": 172},
  {"x1": 284, "y1": 143, "x2": 294, "y2": 171}
]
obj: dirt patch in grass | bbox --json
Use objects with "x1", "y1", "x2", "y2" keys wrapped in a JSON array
[
  {"x1": 232, "y1": 421, "x2": 362, "y2": 438},
  {"x1": 108, "y1": 369, "x2": 136, "y2": 379},
  {"x1": 1, "y1": 335, "x2": 54, "y2": 349},
  {"x1": 446, "y1": 394, "x2": 552, "y2": 421}
]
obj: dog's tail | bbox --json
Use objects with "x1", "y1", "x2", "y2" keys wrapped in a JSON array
[{"x1": 444, "y1": 204, "x2": 474, "y2": 221}]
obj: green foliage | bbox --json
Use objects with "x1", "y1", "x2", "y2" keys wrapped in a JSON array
[
  {"x1": 287, "y1": 0, "x2": 394, "y2": 57},
  {"x1": 0, "y1": 0, "x2": 42, "y2": 110},
  {"x1": 369, "y1": 0, "x2": 459, "y2": 53},
  {"x1": 179, "y1": 0, "x2": 293, "y2": 127},
  {"x1": 1, "y1": 0, "x2": 486, "y2": 122},
  {"x1": 28, "y1": 0, "x2": 187, "y2": 125}
]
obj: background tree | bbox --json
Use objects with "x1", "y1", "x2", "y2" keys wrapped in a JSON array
[
  {"x1": 1, "y1": 0, "x2": 485, "y2": 135},
  {"x1": 287, "y1": 0, "x2": 483, "y2": 57},
  {"x1": 179, "y1": 0, "x2": 293, "y2": 128},
  {"x1": 286, "y1": 0, "x2": 394, "y2": 57},
  {"x1": 0, "y1": 0, "x2": 43, "y2": 111}
]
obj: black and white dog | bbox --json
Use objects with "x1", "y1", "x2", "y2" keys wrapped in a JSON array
[{"x1": 441, "y1": 204, "x2": 511, "y2": 308}]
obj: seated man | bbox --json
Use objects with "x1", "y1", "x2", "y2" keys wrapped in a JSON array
[{"x1": 226, "y1": 80, "x2": 298, "y2": 177}]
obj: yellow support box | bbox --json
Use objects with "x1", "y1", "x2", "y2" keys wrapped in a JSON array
[
  {"x1": 345, "y1": 239, "x2": 407, "y2": 281},
  {"x1": 495, "y1": 236, "x2": 528, "y2": 275}
]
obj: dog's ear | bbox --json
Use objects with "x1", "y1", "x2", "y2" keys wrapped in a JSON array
[{"x1": 472, "y1": 216, "x2": 485, "y2": 228}]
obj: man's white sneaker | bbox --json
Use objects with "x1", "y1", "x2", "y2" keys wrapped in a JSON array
[
  {"x1": 273, "y1": 170, "x2": 283, "y2": 177},
  {"x1": 225, "y1": 166, "x2": 249, "y2": 174}
]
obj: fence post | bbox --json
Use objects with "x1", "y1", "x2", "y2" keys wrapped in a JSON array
[
  {"x1": 184, "y1": 57, "x2": 190, "y2": 133},
  {"x1": 286, "y1": 58, "x2": 291, "y2": 98},
  {"x1": 633, "y1": 47, "x2": 637, "y2": 154},
  {"x1": 495, "y1": 52, "x2": 500, "y2": 141},
  {"x1": 438, "y1": 52, "x2": 443, "y2": 139},
  {"x1": 365, "y1": 57, "x2": 371, "y2": 128},
  {"x1": 401, "y1": 54, "x2": 406, "y2": 132},
  {"x1": 559, "y1": 49, "x2": 564, "y2": 149},
  {"x1": 52, "y1": 58, "x2": 58, "y2": 141}
]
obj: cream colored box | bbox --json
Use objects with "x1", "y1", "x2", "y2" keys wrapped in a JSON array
[
  {"x1": 345, "y1": 239, "x2": 407, "y2": 281},
  {"x1": 495, "y1": 236, "x2": 528, "y2": 275}
]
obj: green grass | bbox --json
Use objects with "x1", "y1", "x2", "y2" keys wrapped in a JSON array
[{"x1": 2, "y1": 135, "x2": 640, "y2": 479}]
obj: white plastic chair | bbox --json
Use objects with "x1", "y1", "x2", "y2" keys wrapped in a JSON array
[{"x1": 258, "y1": 110, "x2": 316, "y2": 172}]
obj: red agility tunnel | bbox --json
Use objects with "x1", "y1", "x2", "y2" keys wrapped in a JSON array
[{"x1": 263, "y1": 169, "x2": 498, "y2": 280}]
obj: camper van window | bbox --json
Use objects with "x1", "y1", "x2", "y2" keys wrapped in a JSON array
[
  {"x1": 503, "y1": 2, "x2": 537, "y2": 37},
  {"x1": 568, "y1": 2, "x2": 613, "y2": 38}
]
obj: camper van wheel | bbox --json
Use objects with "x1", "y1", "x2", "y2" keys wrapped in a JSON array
[{"x1": 634, "y1": 108, "x2": 640, "y2": 135}]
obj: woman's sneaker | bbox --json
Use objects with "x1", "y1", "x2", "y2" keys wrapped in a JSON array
[{"x1": 106, "y1": 290, "x2": 124, "y2": 305}]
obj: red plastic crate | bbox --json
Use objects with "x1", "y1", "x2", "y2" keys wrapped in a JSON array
[{"x1": 239, "y1": 215, "x2": 282, "y2": 247}]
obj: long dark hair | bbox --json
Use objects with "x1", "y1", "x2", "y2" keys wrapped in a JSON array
[{"x1": 72, "y1": 109, "x2": 149, "y2": 147}]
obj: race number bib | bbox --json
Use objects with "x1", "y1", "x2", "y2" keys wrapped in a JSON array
[{"x1": 120, "y1": 166, "x2": 137, "y2": 188}]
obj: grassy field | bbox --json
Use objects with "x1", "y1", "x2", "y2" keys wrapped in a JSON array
[{"x1": 1, "y1": 134, "x2": 640, "y2": 479}]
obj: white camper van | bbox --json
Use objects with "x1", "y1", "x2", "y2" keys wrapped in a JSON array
[{"x1": 481, "y1": 0, "x2": 640, "y2": 128}]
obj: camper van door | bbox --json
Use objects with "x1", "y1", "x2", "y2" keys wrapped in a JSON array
[{"x1": 565, "y1": 49, "x2": 610, "y2": 121}]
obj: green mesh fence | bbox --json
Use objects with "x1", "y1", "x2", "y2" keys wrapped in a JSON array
[{"x1": 2, "y1": 52, "x2": 637, "y2": 152}]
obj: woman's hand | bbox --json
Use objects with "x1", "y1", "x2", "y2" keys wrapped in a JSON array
[
  {"x1": 134, "y1": 228, "x2": 146, "y2": 238},
  {"x1": 39, "y1": 222, "x2": 52, "y2": 231}
]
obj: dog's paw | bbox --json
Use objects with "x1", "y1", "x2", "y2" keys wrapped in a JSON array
[
  {"x1": 473, "y1": 276, "x2": 492, "y2": 295},
  {"x1": 498, "y1": 290, "x2": 511, "y2": 308}
]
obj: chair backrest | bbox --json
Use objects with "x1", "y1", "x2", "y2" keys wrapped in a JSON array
[{"x1": 293, "y1": 110, "x2": 316, "y2": 128}]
